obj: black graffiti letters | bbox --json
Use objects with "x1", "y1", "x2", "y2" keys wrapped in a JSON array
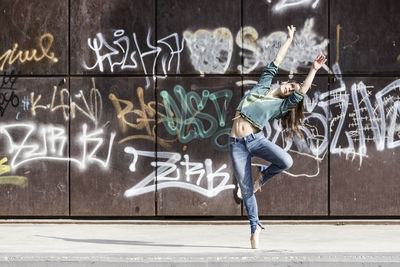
[{"x1": 0, "y1": 71, "x2": 19, "y2": 117}]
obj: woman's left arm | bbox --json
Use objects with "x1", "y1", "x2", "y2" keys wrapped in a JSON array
[{"x1": 298, "y1": 52, "x2": 327, "y2": 95}]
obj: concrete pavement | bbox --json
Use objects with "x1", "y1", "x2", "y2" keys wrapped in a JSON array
[{"x1": 0, "y1": 220, "x2": 400, "y2": 266}]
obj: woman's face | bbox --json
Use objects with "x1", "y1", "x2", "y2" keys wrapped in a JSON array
[{"x1": 279, "y1": 82, "x2": 300, "y2": 97}]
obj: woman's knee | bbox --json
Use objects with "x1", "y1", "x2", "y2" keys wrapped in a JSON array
[
  {"x1": 237, "y1": 183, "x2": 253, "y2": 200},
  {"x1": 279, "y1": 154, "x2": 293, "y2": 170}
]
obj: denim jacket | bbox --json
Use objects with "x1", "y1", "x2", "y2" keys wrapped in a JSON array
[{"x1": 235, "y1": 61, "x2": 304, "y2": 130}]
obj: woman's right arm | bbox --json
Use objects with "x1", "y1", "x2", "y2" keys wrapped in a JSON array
[
  {"x1": 255, "y1": 25, "x2": 295, "y2": 91},
  {"x1": 273, "y1": 25, "x2": 295, "y2": 67}
]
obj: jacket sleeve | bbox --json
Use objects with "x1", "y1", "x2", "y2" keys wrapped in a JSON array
[
  {"x1": 257, "y1": 61, "x2": 278, "y2": 89},
  {"x1": 279, "y1": 90, "x2": 304, "y2": 117},
  {"x1": 245, "y1": 61, "x2": 278, "y2": 96}
]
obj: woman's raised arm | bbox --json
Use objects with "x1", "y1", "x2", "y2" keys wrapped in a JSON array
[
  {"x1": 273, "y1": 25, "x2": 295, "y2": 67},
  {"x1": 298, "y1": 52, "x2": 327, "y2": 95}
]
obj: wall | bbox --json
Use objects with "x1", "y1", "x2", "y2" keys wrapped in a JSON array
[{"x1": 0, "y1": 0, "x2": 399, "y2": 217}]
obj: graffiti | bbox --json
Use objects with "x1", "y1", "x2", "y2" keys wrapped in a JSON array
[
  {"x1": 184, "y1": 21, "x2": 328, "y2": 75},
  {"x1": 0, "y1": 71, "x2": 18, "y2": 90},
  {"x1": 159, "y1": 85, "x2": 232, "y2": 151},
  {"x1": 0, "y1": 123, "x2": 115, "y2": 170},
  {"x1": 183, "y1": 27, "x2": 233, "y2": 74},
  {"x1": 336, "y1": 22, "x2": 360, "y2": 61},
  {"x1": 21, "y1": 96, "x2": 30, "y2": 111},
  {"x1": 343, "y1": 35, "x2": 360, "y2": 50},
  {"x1": 271, "y1": 0, "x2": 321, "y2": 12},
  {"x1": 110, "y1": 85, "x2": 233, "y2": 151},
  {"x1": 237, "y1": 18, "x2": 329, "y2": 74},
  {"x1": 327, "y1": 64, "x2": 400, "y2": 166},
  {"x1": 123, "y1": 146, "x2": 234, "y2": 198},
  {"x1": 30, "y1": 78, "x2": 102, "y2": 126},
  {"x1": 83, "y1": 29, "x2": 184, "y2": 88},
  {"x1": 109, "y1": 86, "x2": 180, "y2": 150},
  {"x1": 0, "y1": 33, "x2": 58, "y2": 71},
  {"x1": 336, "y1": 24, "x2": 341, "y2": 63},
  {"x1": 83, "y1": 21, "x2": 328, "y2": 77},
  {"x1": 0, "y1": 157, "x2": 27, "y2": 187},
  {"x1": 0, "y1": 72, "x2": 19, "y2": 117},
  {"x1": 0, "y1": 89, "x2": 19, "y2": 117}
]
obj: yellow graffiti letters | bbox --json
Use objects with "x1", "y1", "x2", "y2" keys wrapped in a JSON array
[
  {"x1": 0, "y1": 33, "x2": 58, "y2": 71},
  {"x1": 0, "y1": 157, "x2": 28, "y2": 187},
  {"x1": 109, "y1": 87, "x2": 176, "y2": 149}
]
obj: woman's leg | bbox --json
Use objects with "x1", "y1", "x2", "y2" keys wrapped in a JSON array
[
  {"x1": 249, "y1": 136, "x2": 293, "y2": 186},
  {"x1": 229, "y1": 140, "x2": 259, "y2": 234}
]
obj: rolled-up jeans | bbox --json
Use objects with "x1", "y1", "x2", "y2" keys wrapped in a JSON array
[{"x1": 228, "y1": 129, "x2": 293, "y2": 234}]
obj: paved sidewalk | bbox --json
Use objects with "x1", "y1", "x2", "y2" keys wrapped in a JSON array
[{"x1": 0, "y1": 220, "x2": 400, "y2": 266}]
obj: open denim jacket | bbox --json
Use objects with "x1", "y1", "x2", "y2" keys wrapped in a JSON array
[{"x1": 235, "y1": 61, "x2": 304, "y2": 130}]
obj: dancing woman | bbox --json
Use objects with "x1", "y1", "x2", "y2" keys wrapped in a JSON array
[{"x1": 228, "y1": 25, "x2": 326, "y2": 249}]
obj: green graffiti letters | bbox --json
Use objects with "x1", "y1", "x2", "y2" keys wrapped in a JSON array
[{"x1": 159, "y1": 85, "x2": 232, "y2": 150}]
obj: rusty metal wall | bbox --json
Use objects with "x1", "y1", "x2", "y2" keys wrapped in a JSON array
[{"x1": 0, "y1": 0, "x2": 399, "y2": 217}]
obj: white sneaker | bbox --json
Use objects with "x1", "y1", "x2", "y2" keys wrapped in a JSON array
[{"x1": 253, "y1": 167, "x2": 264, "y2": 194}]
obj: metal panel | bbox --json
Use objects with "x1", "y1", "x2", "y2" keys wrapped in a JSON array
[
  {"x1": 330, "y1": 77, "x2": 400, "y2": 215},
  {"x1": 69, "y1": 77, "x2": 155, "y2": 216},
  {"x1": 241, "y1": 77, "x2": 329, "y2": 216},
  {"x1": 156, "y1": 77, "x2": 242, "y2": 216},
  {"x1": 0, "y1": 77, "x2": 69, "y2": 215},
  {"x1": 0, "y1": 0, "x2": 68, "y2": 75},
  {"x1": 70, "y1": 0, "x2": 155, "y2": 75},
  {"x1": 156, "y1": 0, "x2": 241, "y2": 75},
  {"x1": 330, "y1": 0, "x2": 400, "y2": 75},
  {"x1": 243, "y1": 0, "x2": 328, "y2": 75},
  {"x1": 2, "y1": 0, "x2": 400, "y2": 218}
]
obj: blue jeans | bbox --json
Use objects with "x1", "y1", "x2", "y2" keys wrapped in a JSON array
[{"x1": 228, "y1": 130, "x2": 293, "y2": 234}]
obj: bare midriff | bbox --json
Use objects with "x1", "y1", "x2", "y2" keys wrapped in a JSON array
[{"x1": 229, "y1": 110, "x2": 259, "y2": 138}]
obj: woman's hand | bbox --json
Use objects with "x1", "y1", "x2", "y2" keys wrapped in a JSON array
[
  {"x1": 287, "y1": 25, "x2": 296, "y2": 40},
  {"x1": 312, "y1": 52, "x2": 327, "y2": 71}
]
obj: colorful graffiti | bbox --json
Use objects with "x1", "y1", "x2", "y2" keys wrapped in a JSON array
[{"x1": 1, "y1": 0, "x2": 399, "y2": 216}]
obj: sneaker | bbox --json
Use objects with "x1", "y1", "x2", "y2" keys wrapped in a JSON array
[
  {"x1": 250, "y1": 224, "x2": 264, "y2": 249},
  {"x1": 253, "y1": 167, "x2": 264, "y2": 194}
]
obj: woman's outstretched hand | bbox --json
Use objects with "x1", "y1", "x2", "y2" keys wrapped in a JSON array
[
  {"x1": 287, "y1": 25, "x2": 296, "y2": 40},
  {"x1": 312, "y1": 52, "x2": 327, "y2": 71}
]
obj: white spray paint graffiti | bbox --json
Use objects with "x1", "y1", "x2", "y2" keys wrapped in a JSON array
[
  {"x1": 315, "y1": 64, "x2": 400, "y2": 166},
  {"x1": 29, "y1": 78, "x2": 103, "y2": 127},
  {"x1": 271, "y1": 0, "x2": 321, "y2": 13},
  {"x1": 183, "y1": 27, "x2": 233, "y2": 74},
  {"x1": 83, "y1": 29, "x2": 185, "y2": 88},
  {"x1": 237, "y1": 18, "x2": 329, "y2": 74},
  {"x1": 123, "y1": 146, "x2": 234, "y2": 198},
  {"x1": 82, "y1": 19, "x2": 327, "y2": 77},
  {"x1": 0, "y1": 123, "x2": 116, "y2": 170}
]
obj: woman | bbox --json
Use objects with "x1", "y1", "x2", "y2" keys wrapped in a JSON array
[{"x1": 229, "y1": 25, "x2": 326, "y2": 249}]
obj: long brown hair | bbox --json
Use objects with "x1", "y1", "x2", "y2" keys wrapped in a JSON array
[{"x1": 280, "y1": 99, "x2": 305, "y2": 139}]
